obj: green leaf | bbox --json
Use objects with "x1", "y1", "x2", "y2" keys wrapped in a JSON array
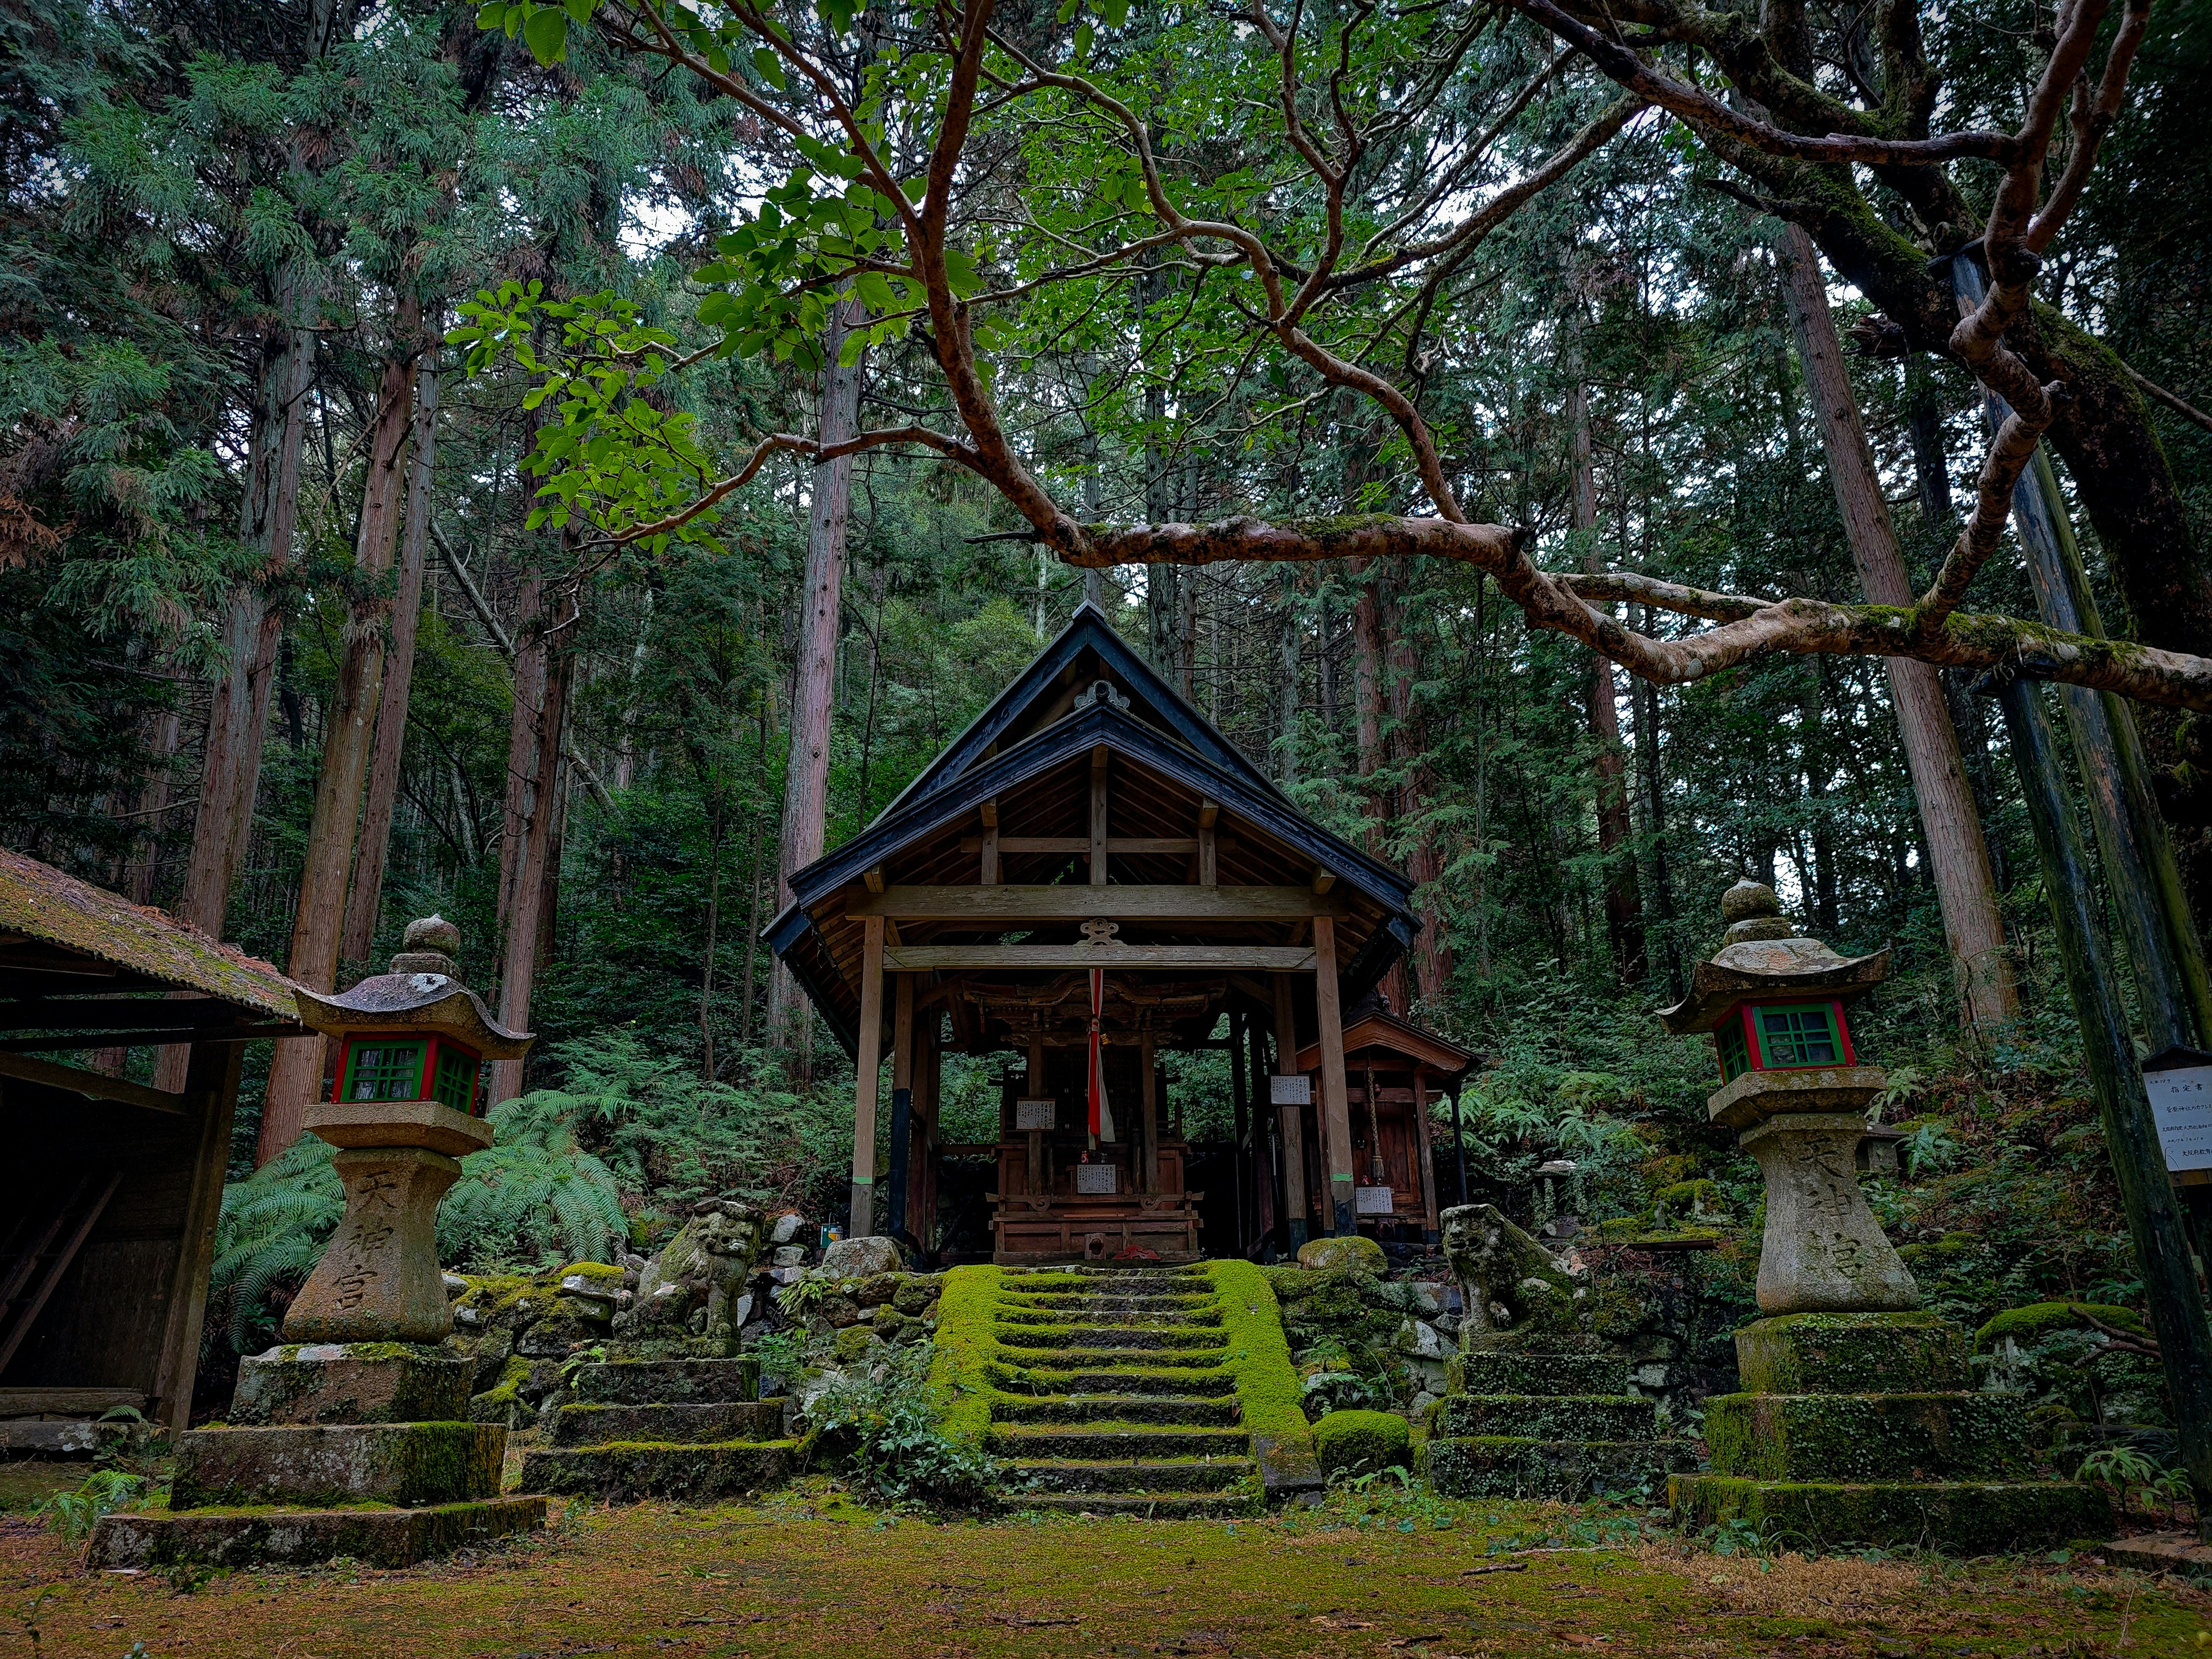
[
  {"x1": 838, "y1": 328, "x2": 867, "y2": 368},
  {"x1": 1098, "y1": 0, "x2": 1128, "y2": 25},
  {"x1": 752, "y1": 46, "x2": 786, "y2": 89},
  {"x1": 853, "y1": 271, "x2": 897, "y2": 312},
  {"x1": 941, "y1": 249, "x2": 984, "y2": 298},
  {"x1": 522, "y1": 6, "x2": 569, "y2": 64},
  {"x1": 561, "y1": 0, "x2": 595, "y2": 21},
  {"x1": 1071, "y1": 21, "x2": 1093, "y2": 62}
]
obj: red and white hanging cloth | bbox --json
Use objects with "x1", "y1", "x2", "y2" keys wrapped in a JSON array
[{"x1": 1086, "y1": 967, "x2": 1117, "y2": 1146}]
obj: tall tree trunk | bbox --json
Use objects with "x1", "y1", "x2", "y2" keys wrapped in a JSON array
[
  {"x1": 1628, "y1": 623, "x2": 1685, "y2": 999},
  {"x1": 766, "y1": 298, "x2": 865, "y2": 1074},
  {"x1": 259, "y1": 296, "x2": 422, "y2": 1162},
  {"x1": 1568, "y1": 372, "x2": 1646, "y2": 983},
  {"x1": 490, "y1": 637, "x2": 574, "y2": 1104},
  {"x1": 1275, "y1": 570, "x2": 1300, "y2": 787},
  {"x1": 340, "y1": 334, "x2": 438, "y2": 965},
  {"x1": 1380, "y1": 567, "x2": 1453, "y2": 1006},
  {"x1": 1348, "y1": 560, "x2": 1388, "y2": 857},
  {"x1": 1777, "y1": 227, "x2": 2017, "y2": 1026},
  {"x1": 174, "y1": 263, "x2": 316, "y2": 941}
]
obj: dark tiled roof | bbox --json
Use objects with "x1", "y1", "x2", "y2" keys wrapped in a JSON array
[{"x1": 0, "y1": 847, "x2": 300, "y2": 1019}]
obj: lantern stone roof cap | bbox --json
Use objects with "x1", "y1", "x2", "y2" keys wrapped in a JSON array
[
  {"x1": 1658, "y1": 883, "x2": 1889, "y2": 1033},
  {"x1": 292, "y1": 916, "x2": 532, "y2": 1057}
]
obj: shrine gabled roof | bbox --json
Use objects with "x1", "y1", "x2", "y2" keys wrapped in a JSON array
[
  {"x1": 0, "y1": 846, "x2": 301, "y2": 1021},
  {"x1": 873, "y1": 600, "x2": 1281, "y2": 819},
  {"x1": 766, "y1": 695, "x2": 1417, "y2": 1059}
]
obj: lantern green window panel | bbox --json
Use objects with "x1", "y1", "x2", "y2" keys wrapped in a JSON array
[
  {"x1": 344, "y1": 1041, "x2": 426, "y2": 1103},
  {"x1": 1755, "y1": 1003, "x2": 1841, "y2": 1068},
  {"x1": 432, "y1": 1046, "x2": 479, "y2": 1115},
  {"x1": 1717, "y1": 1016, "x2": 1752, "y2": 1082}
]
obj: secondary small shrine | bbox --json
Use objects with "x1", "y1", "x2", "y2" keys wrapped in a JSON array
[
  {"x1": 767, "y1": 603, "x2": 1419, "y2": 1262},
  {"x1": 1292, "y1": 993, "x2": 1472, "y2": 1244}
]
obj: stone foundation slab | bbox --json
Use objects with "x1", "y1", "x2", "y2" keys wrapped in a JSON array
[
  {"x1": 172, "y1": 1422, "x2": 504, "y2": 1509},
  {"x1": 1431, "y1": 1393, "x2": 1658, "y2": 1441},
  {"x1": 549, "y1": 1401, "x2": 784, "y2": 1446},
  {"x1": 1671, "y1": 1473, "x2": 2111, "y2": 1551},
  {"x1": 569, "y1": 1357, "x2": 760, "y2": 1406},
  {"x1": 231, "y1": 1344, "x2": 470, "y2": 1426},
  {"x1": 519, "y1": 1438, "x2": 800, "y2": 1501},
  {"x1": 1447, "y1": 1352, "x2": 1628, "y2": 1397},
  {"x1": 87, "y1": 1497, "x2": 545, "y2": 1571},
  {"x1": 1425, "y1": 1435, "x2": 1696, "y2": 1499},
  {"x1": 1705, "y1": 1390, "x2": 2031, "y2": 1482},
  {"x1": 1734, "y1": 1312, "x2": 1970, "y2": 1395}
]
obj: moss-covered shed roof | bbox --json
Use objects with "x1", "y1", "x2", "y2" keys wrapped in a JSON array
[{"x1": 0, "y1": 847, "x2": 301, "y2": 1020}]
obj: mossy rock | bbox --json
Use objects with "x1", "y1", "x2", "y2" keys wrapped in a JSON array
[
  {"x1": 1262, "y1": 1266, "x2": 1314, "y2": 1305},
  {"x1": 1974, "y1": 1301, "x2": 2150, "y2": 1353},
  {"x1": 1426, "y1": 1434, "x2": 1696, "y2": 1500},
  {"x1": 1313, "y1": 1409, "x2": 1410, "y2": 1479},
  {"x1": 1297, "y1": 1236, "x2": 1387, "y2": 1275},
  {"x1": 855, "y1": 1273, "x2": 901, "y2": 1308},
  {"x1": 892, "y1": 1276, "x2": 943, "y2": 1315},
  {"x1": 1735, "y1": 1312, "x2": 1969, "y2": 1395},
  {"x1": 1705, "y1": 1391, "x2": 2032, "y2": 1482},
  {"x1": 831, "y1": 1325, "x2": 881, "y2": 1365},
  {"x1": 468, "y1": 1355, "x2": 535, "y2": 1427}
]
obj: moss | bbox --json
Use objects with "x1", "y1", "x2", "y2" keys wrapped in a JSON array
[
  {"x1": 1704, "y1": 1392, "x2": 2032, "y2": 1482},
  {"x1": 1434, "y1": 1394, "x2": 1658, "y2": 1441},
  {"x1": 1296, "y1": 1236, "x2": 1386, "y2": 1274},
  {"x1": 468, "y1": 1355, "x2": 532, "y2": 1425},
  {"x1": 924, "y1": 1264, "x2": 1003, "y2": 1445},
  {"x1": 1426, "y1": 1435, "x2": 1695, "y2": 1501},
  {"x1": 557, "y1": 1261, "x2": 624, "y2": 1282},
  {"x1": 1734, "y1": 1311, "x2": 1971, "y2": 1395},
  {"x1": 1312, "y1": 1410, "x2": 1409, "y2": 1478},
  {"x1": 518, "y1": 1440, "x2": 801, "y2": 1502},
  {"x1": 1974, "y1": 1301, "x2": 2149, "y2": 1353},
  {"x1": 1205, "y1": 1260, "x2": 1309, "y2": 1440},
  {"x1": 831, "y1": 1326, "x2": 881, "y2": 1365},
  {"x1": 1450, "y1": 1351, "x2": 1628, "y2": 1396}
]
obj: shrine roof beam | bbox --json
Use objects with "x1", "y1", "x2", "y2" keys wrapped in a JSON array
[
  {"x1": 849, "y1": 885, "x2": 1347, "y2": 921},
  {"x1": 883, "y1": 944, "x2": 1319, "y2": 972}
]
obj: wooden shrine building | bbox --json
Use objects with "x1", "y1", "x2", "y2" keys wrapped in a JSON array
[
  {"x1": 0, "y1": 850, "x2": 306, "y2": 1437},
  {"x1": 767, "y1": 603, "x2": 1419, "y2": 1263},
  {"x1": 1292, "y1": 995, "x2": 1474, "y2": 1244}
]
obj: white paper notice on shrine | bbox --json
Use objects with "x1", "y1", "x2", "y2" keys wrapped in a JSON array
[{"x1": 2146, "y1": 1063, "x2": 2212, "y2": 1171}]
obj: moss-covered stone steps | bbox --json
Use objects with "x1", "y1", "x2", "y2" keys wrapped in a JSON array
[
  {"x1": 1672, "y1": 1474, "x2": 2111, "y2": 1552},
  {"x1": 1006, "y1": 1365, "x2": 1239, "y2": 1397},
  {"x1": 519, "y1": 1438, "x2": 800, "y2": 1502},
  {"x1": 548, "y1": 1400, "x2": 783, "y2": 1448},
  {"x1": 1006, "y1": 1455, "x2": 1253, "y2": 1494},
  {"x1": 992, "y1": 1393, "x2": 1241, "y2": 1426},
  {"x1": 1450, "y1": 1351, "x2": 1630, "y2": 1396},
  {"x1": 987, "y1": 1424, "x2": 1249, "y2": 1460},
  {"x1": 1702, "y1": 1391, "x2": 2031, "y2": 1482},
  {"x1": 1433, "y1": 1393, "x2": 1660, "y2": 1441},
  {"x1": 931, "y1": 1261, "x2": 1319, "y2": 1516},
  {"x1": 1427, "y1": 1435, "x2": 1698, "y2": 1499}
]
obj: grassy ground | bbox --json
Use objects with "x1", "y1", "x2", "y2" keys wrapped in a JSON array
[{"x1": 4, "y1": 1478, "x2": 2211, "y2": 1657}]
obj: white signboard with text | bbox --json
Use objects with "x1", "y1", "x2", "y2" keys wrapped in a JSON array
[
  {"x1": 1355, "y1": 1185, "x2": 1395, "y2": 1215},
  {"x1": 1014, "y1": 1098, "x2": 1056, "y2": 1131},
  {"x1": 2147, "y1": 1062, "x2": 2212, "y2": 1172},
  {"x1": 1074, "y1": 1162, "x2": 1118, "y2": 1195},
  {"x1": 1270, "y1": 1074, "x2": 1312, "y2": 1106}
]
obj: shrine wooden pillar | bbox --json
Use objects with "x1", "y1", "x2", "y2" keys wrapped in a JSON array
[
  {"x1": 887, "y1": 969, "x2": 915, "y2": 1242},
  {"x1": 1412, "y1": 1065, "x2": 1441, "y2": 1241},
  {"x1": 850, "y1": 914, "x2": 885, "y2": 1240},
  {"x1": 1140, "y1": 1031, "x2": 1160, "y2": 1193},
  {"x1": 1312, "y1": 915, "x2": 1357, "y2": 1237},
  {"x1": 1027, "y1": 1036, "x2": 1049, "y2": 1202},
  {"x1": 1271, "y1": 971, "x2": 1310, "y2": 1249},
  {"x1": 1248, "y1": 1013, "x2": 1277, "y2": 1254},
  {"x1": 907, "y1": 1004, "x2": 938, "y2": 1255}
]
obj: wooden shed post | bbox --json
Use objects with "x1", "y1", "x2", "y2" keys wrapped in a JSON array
[
  {"x1": 1312, "y1": 915, "x2": 1357, "y2": 1237},
  {"x1": 1140, "y1": 1032, "x2": 1160, "y2": 1193},
  {"x1": 1412, "y1": 1065, "x2": 1441, "y2": 1242},
  {"x1": 850, "y1": 914, "x2": 885, "y2": 1240},
  {"x1": 1271, "y1": 971, "x2": 1310, "y2": 1249},
  {"x1": 887, "y1": 969, "x2": 915, "y2": 1241},
  {"x1": 153, "y1": 1039, "x2": 245, "y2": 1435}
]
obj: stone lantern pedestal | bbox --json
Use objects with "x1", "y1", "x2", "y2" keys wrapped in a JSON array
[
  {"x1": 90, "y1": 921, "x2": 546, "y2": 1571},
  {"x1": 1661, "y1": 885, "x2": 2110, "y2": 1550}
]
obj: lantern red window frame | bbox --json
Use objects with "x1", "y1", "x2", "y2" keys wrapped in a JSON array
[
  {"x1": 333, "y1": 1033, "x2": 485, "y2": 1116},
  {"x1": 1713, "y1": 998, "x2": 1856, "y2": 1083}
]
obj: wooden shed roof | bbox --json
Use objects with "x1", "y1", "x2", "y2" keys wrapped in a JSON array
[
  {"x1": 767, "y1": 606, "x2": 1417, "y2": 1058},
  {"x1": 0, "y1": 849, "x2": 300, "y2": 1022}
]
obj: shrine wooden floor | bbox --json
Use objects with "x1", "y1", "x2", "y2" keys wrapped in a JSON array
[{"x1": 3, "y1": 1474, "x2": 2200, "y2": 1656}]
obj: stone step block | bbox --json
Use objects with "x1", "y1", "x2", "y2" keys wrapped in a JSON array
[
  {"x1": 1671, "y1": 1473, "x2": 2111, "y2": 1551},
  {"x1": 1704, "y1": 1392, "x2": 2032, "y2": 1482},
  {"x1": 996, "y1": 1344, "x2": 1229, "y2": 1372},
  {"x1": 995, "y1": 1325, "x2": 1228, "y2": 1353},
  {"x1": 549, "y1": 1400, "x2": 785, "y2": 1447},
  {"x1": 569, "y1": 1357, "x2": 760, "y2": 1406},
  {"x1": 1448, "y1": 1352, "x2": 1631, "y2": 1398},
  {"x1": 171, "y1": 1422, "x2": 504, "y2": 1510},
  {"x1": 1425, "y1": 1436, "x2": 1697, "y2": 1501},
  {"x1": 1006, "y1": 1456, "x2": 1253, "y2": 1494},
  {"x1": 1003, "y1": 1366, "x2": 1240, "y2": 1398},
  {"x1": 1431, "y1": 1393, "x2": 1658, "y2": 1441},
  {"x1": 231, "y1": 1343, "x2": 470, "y2": 1426},
  {"x1": 992, "y1": 1393, "x2": 1240, "y2": 1427},
  {"x1": 988, "y1": 1424, "x2": 1251, "y2": 1461},
  {"x1": 519, "y1": 1438, "x2": 800, "y2": 1502},
  {"x1": 1734, "y1": 1312, "x2": 1971, "y2": 1395},
  {"x1": 87, "y1": 1497, "x2": 547, "y2": 1571},
  {"x1": 1012, "y1": 1490, "x2": 1256, "y2": 1518}
]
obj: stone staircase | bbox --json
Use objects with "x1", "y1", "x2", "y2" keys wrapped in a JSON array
[
  {"x1": 1422, "y1": 1339, "x2": 1696, "y2": 1500},
  {"x1": 973, "y1": 1264, "x2": 1317, "y2": 1517},
  {"x1": 519, "y1": 1355, "x2": 800, "y2": 1502}
]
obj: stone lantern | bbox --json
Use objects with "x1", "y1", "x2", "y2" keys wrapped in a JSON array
[
  {"x1": 1657, "y1": 880, "x2": 1910, "y2": 1313},
  {"x1": 1661, "y1": 882, "x2": 2108, "y2": 1550},
  {"x1": 94, "y1": 919, "x2": 546, "y2": 1571},
  {"x1": 282, "y1": 915, "x2": 532, "y2": 1343}
]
